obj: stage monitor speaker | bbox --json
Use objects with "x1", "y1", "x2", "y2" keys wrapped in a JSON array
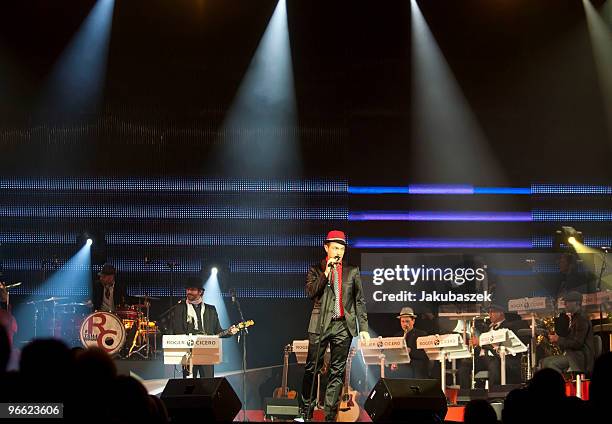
[
  {"x1": 264, "y1": 397, "x2": 300, "y2": 419},
  {"x1": 160, "y1": 377, "x2": 241, "y2": 422},
  {"x1": 364, "y1": 378, "x2": 447, "y2": 423}
]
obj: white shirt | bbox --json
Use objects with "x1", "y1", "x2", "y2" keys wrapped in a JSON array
[
  {"x1": 101, "y1": 285, "x2": 114, "y2": 312},
  {"x1": 186, "y1": 301, "x2": 206, "y2": 332}
]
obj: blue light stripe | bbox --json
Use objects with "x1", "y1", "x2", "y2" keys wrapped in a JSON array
[
  {"x1": 410, "y1": 185, "x2": 474, "y2": 194},
  {"x1": 105, "y1": 233, "x2": 326, "y2": 246},
  {"x1": 473, "y1": 187, "x2": 531, "y2": 195},
  {"x1": 0, "y1": 178, "x2": 347, "y2": 193},
  {"x1": 348, "y1": 211, "x2": 532, "y2": 222},
  {"x1": 532, "y1": 184, "x2": 612, "y2": 195},
  {"x1": 348, "y1": 185, "x2": 531, "y2": 195},
  {"x1": 0, "y1": 205, "x2": 347, "y2": 220},
  {"x1": 352, "y1": 238, "x2": 532, "y2": 249},
  {"x1": 348, "y1": 186, "x2": 410, "y2": 194},
  {"x1": 532, "y1": 210, "x2": 612, "y2": 221},
  {"x1": 0, "y1": 232, "x2": 78, "y2": 244}
]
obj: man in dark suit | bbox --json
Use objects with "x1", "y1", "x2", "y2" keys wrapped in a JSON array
[
  {"x1": 91, "y1": 263, "x2": 129, "y2": 312},
  {"x1": 299, "y1": 230, "x2": 370, "y2": 422},
  {"x1": 169, "y1": 277, "x2": 238, "y2": 378},
  {"x1": 544, "y1": 291, "x2": 595, "y2": 376},
  {"x1": 389, "y1": 307, "x2": 430, "y2": 378}
]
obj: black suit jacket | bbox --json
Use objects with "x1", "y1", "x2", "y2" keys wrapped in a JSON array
[
  {"x1": 558, "y1": 311, "x2": 595, "y2": 374},
  {"x1": 169, "y1": 302, "x2": 231, "y2": 338},
  {"x1": 306, "y1": 260, "x2": 368, "y2": 337},
  {"x1": 395, "y1": 328, "x2": 429, "y2": 362},
  {"x1": 91, "y1": 279, "x2": 129, "y2": 311}
]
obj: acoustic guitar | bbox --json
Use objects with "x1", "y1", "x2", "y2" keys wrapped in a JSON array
[
  {"x1": 273, "y1": 344, "x2": 298, "y2": 399},
  {"x1": 336, "y1": 347, "x2": 359, "y2": 422}
]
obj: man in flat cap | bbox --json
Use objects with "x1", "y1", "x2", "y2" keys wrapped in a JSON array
[
  {"x1": 389, "y1": 307, "x2": 430, "y2": 378},
  {"x1": 169, "y1": 276, "x2": 238, "y2": 378},
  {"x1": 299, "y1": 230, "x2": 370, "y2": 422},
  {"x1": 543, "y1": 291, "x2": 595, "y2": 376}
]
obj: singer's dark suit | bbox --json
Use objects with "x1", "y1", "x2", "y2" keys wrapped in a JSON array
[
  {"x1": 301, "y1": 260, "x2": 368, "y2": 421},
  {"x1": 169, "y1": 302, "x2": 230, "y2": 378}
]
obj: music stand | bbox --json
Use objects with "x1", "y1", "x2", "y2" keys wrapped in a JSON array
[
  {"x1": 162, "y1": 335, "x2": 222, "y2": 369},
  {"x1": 417, "y1": 333, "x2": 471, "y2": 393},
  {"x1": 508, "y1": 296, "x2": 552, "y2": 379},
  {"x1": 358, "y1": 337, "x2": 409, "y2": 379},
  {"x1": 479, "y1": 329, "x2": 527, "y2": 386},
  {"x1": 291, "y1": 340, "x2": 309, "y2": 364}
]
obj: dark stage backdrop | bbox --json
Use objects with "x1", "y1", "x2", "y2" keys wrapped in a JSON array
[{"x1": 0, "y1": 0, "x2": 611, "y2": 370}]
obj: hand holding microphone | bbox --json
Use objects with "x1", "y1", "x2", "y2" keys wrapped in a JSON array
[{"x1": 325, "y1": 255, "x2": 341, "y2": 277}]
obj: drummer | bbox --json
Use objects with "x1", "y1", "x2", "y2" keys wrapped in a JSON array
[{"x1": 91, "y1": 263, "x2": 132, "y2": 312}]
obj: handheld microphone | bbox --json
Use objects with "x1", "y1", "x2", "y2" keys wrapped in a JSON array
[{"x1": 328, "y1": 255, "x2": 341, "y2": 268}]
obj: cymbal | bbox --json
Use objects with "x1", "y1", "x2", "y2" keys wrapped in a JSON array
[
  {"x1": 57, "y1": 301, "x2": 93, "y2": 307},
  {"x1": 43, "y1": 296, "x2": 68, "y2": 302},
  {"x1": 132, "y1": 295, "x2": 160, "y2": 300},
  {"x1": 25, "y1": 296, "x2": 68, "y2": 304}
]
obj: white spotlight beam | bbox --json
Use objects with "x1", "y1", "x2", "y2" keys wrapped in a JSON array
[
  {"x1": 410, "y1": 0, "x2": 505, "y2": 184},
  {"x1": 220, "y1": 0, "x2": 298, "y2": 177},
  {"x1": 40, "y1": 0, "x2": 115, "y2": 117},
  {"x1": 203, "y1": 273, "x2": 242, "y2": 372},
  {"x1": 582, "y1": 0, "x2": 612, "y2": 141}
]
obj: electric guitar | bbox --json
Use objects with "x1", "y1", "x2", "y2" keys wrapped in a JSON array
[
  {"x1": 272, "y1": 344, "x2": 298, "y2": 399},
  {"x1": 218, "y1": 319, "x2": 254, "y2": 338},
  {"x1": 182, "y1": 319, "x2": 254, "y2": 375},
  {"x1": 336, "y1": 347, "x2": 360, "y2": 422}
]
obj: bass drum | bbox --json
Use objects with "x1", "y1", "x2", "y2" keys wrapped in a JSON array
[{"x1": 80, "y1": 312, "x2": 126, "y2": 356}]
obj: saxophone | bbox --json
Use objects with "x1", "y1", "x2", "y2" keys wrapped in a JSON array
[{"x1": 536, "y1": 316, "x2": 563, "y2": 357}]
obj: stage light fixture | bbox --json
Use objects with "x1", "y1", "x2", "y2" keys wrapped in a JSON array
[{"x1": 554, "y1": 226, "x2": 584, "y2": 250}]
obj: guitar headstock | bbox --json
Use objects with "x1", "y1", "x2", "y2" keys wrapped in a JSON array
[{"x1": 236, "y1": 319, "x2": 254, "y2": 329}]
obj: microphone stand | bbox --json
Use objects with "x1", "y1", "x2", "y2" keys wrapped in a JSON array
[
  {"x1": 166, "y1": 261, "x2": 177, "y2": 312},
  {"x1": 232, "y1": 289, "x2": 249, "y2": 422},
  {"x1": 595, "y1": 247, "x2": 609, "y2": 336}
]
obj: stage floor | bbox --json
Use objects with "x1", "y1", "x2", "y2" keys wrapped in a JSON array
[{"x1": 143, "y1": 378, "x2": 466, "y2": 423}]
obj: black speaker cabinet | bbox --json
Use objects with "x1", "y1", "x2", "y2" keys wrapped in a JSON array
[
  {"x1": 160, "y1": 377, "x2": 241, "y2": 422},
  {"x1": 364, "y1": 378, "x2": 447, "y2": 423}
]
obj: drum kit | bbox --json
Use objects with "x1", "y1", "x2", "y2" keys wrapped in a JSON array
[{"x1": 27, "y1": 295, "x2": 160, "y2": 358}]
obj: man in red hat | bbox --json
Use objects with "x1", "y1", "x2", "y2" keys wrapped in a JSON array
[{"x1": 299, "y1": 230, "x2": 370, "y2": 421}]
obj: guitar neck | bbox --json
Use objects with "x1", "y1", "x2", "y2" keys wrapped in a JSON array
[
  {"x1": 342, "y1": 354, "x2": 353, "y2": 394},
  {"x1": 281, "y1": 349, "x2": 289, "y2": 395}
]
